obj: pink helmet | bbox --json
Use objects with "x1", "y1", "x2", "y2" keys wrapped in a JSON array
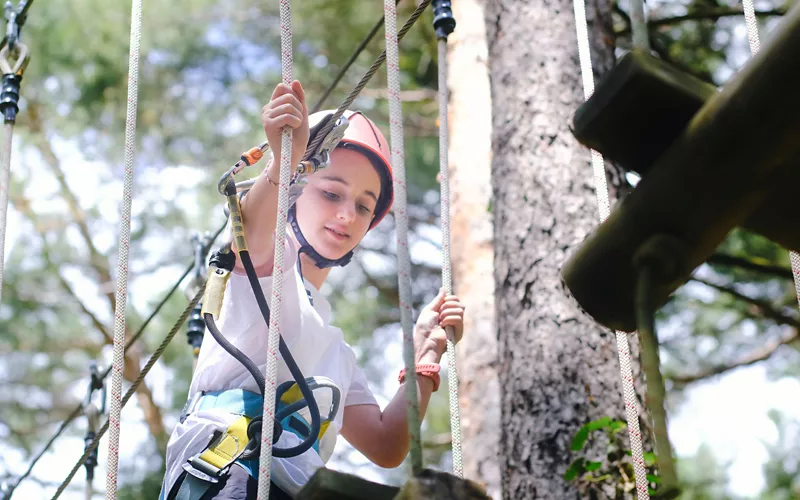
[{"x1": 308, "y1": 110, "x2": 394, "y2": 229}]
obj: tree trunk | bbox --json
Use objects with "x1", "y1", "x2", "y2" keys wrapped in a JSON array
[
  {"x1": 484, "y1": 0, "x2": 645, "y2": 498},
  {"x1": 447, "y1": 0, "x2": 500, "y2": 498}
]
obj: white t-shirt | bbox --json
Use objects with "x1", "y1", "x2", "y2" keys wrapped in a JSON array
[{"x1": 163, "y1": 232, "x2": 378, "y2": 496}]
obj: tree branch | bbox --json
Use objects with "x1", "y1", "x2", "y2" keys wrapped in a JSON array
[
  {"x1": 20, "y1": 102, "x2": 168, "y2": 454},
  {"x1": 26, "y1": 100, "x2": 116, "y2": 311},
  {"x1": 691, "y1": 277, "x2": 800, "y2": 329},
  {"x1": 707, "y1": 253, "x2": 794, "y2": 281},
  {"x1": 616, "y1": 7, "x2": 787, "y2": 36},
  {"x1": 9, "y1": 186, "x2": 113, "y2": 344},
  {"x1": 669, "y1": 327, "x2": 798, "y2": 386},
  {"x1": 667, "y1": 277, "x2": 800, "y2": 385}
]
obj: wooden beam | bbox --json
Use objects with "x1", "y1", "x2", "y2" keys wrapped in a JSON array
[
  {"x1": 295, "y1": 468, "x2": 399, "y2": 500},
  {"x1": 562, "y1": 2, "x2": 800, "y2": 332}
]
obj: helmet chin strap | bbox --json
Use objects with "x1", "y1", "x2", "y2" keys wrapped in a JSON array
[{"x1": 288, "y1": 204, "x2": 354, "y2": 269}]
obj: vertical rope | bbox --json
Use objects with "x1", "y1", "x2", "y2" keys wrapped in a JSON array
[
  {"x1": 257, "y1": 0, "x2": 293, "y2": 497},
  {"x1": 384, "y1": 0, "x2": 423, "y2": 475},
  {"x1": 629, "y1": 0, "x2": 650, "y2": 53},
  {"x1": 740, "y1": 1, "x2": 800, "y2": 309},
  {"x1": 104, "y1": 0, "x2": 142, "y2": 497},
  {"x1": 0, "y1": 123, "x2": 13, "y2": 299},
  {"x1": 742, "y1": 0, "x2": 761, "y2": 55},
  {"x1": 436, "y1": 38, "x2": 463, "y2": 478},
  {"x1": 572, "y1": 0, "x2": 650, "y2": 497}
]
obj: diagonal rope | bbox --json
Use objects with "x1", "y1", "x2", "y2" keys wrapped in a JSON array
[
  {"x1": 256, "y1": 0, "x2": 293, "y2": 497},
  {"x1": 6, "y1": 222, "x2": 224, "y2": 498},
  {"x1": 740, "y1": 0, "x2": 800, "y2": 309},
  {"x1": 384, "y1": 0, "x2": 422, "y2": 475},
  {"x1": 104, "y1": 0, "x2": 143, "y2": 496},
  {"x1": 310, "y1": 0, "x2": 402, "y2": 114},
  {"x1": 436, "y1": 37, "x2": 463, "y2": 478},
  {"x1": 572, "y1": 0, "x2": 650, "y2": 497},
  {"x1": 51, "y1": 288, "x2": 204, "y2": 500},
  {"x1": 305, "y1": 0, "x2": 432, "y2": 159},
  {"x1": 0, "y1": 123, "x2": 13, "y2": 299}
]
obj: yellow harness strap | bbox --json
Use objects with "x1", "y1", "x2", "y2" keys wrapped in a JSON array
[{"x1": 197, "y1": 415, "x2": 251, "y2": 471}]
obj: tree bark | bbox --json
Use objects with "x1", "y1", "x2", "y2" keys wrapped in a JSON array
[
  {"x1": 484, "y1": 0, "x2": 645, "y2": 498},
  {"x1": 447, "y1": 0, "x2": 501, "y2": 497}
]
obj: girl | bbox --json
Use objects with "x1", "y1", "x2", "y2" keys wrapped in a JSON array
[{"x1": 162, "y1": 80, "x2": 465, "y2": 499}]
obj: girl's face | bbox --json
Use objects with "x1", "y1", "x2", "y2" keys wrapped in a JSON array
[{"x1": 295, "y1": 147, "x2": 382, "y2": 261}]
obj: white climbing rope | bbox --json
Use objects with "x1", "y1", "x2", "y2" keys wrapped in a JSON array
[
  {"x1": 0, "y1": 122, "x2": 13, "y2": 300},
  {"x1": 572, "y1": 0, "x2": 650, "y2": 497},
  {"x1": 436, "y1": 38, "x2": 463, "y2": 478},
  {"x1": 384, "y1": 0, "x2": 423, "y2": 475},
  {"x1": 740, "y1": 1, "x2": 800, "y2": 308},
  {"x1": 257, "y1": 0, "x2": 293, "y2": 497},
  {"x1": 742, "y1": 0, "x2": 761, "y2": 55},
  {"x1": 105, "y1": 0, "x2": 142, "y2": 497}
]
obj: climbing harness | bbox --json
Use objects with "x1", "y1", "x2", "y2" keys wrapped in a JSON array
[
  {"x1": 0, "y1": 0, "x2": 30, "y2": 300},
  {"x1": 571, "y1": 0, "x2": 650, "y2": 497},
  {"x1": 82, "y1": 363, "x2": 106, "y2": 500}
]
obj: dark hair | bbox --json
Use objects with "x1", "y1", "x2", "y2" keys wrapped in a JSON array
[{"x1": 339, "y1": 142, "x2": 393, "y2": 225}]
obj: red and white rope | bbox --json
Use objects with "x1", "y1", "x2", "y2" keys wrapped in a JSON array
[
  {"x1": 384, "y1": 0, "x2": 423, "y2": 474},
  {"x1": 437, "y1": 38, "x2": 463, "y2": 478},
  {"x1": 105, "y1": 0, "x2": 143, "y2": 497},
  {"x1": 0, "y1": 123, "x2": 13, "y2": 300},
  {"x1": 740, "y1": 1, "x2": 800, "y2": 307},
  {"x1": 257, "y1": 0, "x2": 294, "y2": 497},
  {"x1": 572, "y1": 0, "x2": 649, "y2": 496}
]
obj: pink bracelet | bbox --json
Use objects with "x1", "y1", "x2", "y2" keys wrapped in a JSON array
[{"x1": 398, "y1": 363, "x2": 441, "y2": 392}]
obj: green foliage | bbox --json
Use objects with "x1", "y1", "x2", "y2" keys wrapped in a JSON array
[{"x1": 565, "y1": 416, "x2": 661, "y2": 497}]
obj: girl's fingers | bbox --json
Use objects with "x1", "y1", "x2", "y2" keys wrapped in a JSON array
[
  {"x1": 271, "y1": 82, "x2": 292, "y2": 100},
  {"x1": 268, "y1": 102, "x2": 304, "y2": 121},
  {"x1": 291, "y1": 80, "x2": 307, "y2": 111},
  {"x1": 267, "y1": 113, "x2": 303, "y2": 130}
]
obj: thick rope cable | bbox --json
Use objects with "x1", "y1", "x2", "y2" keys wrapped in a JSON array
[
  {"x1": 739, "y1": 1, "x2": 800, "y2": 309},
  {"x1": 0, "y1": 123, "x2": 13, "y2": 299},
  {"x1": 256, "y1": 0, "x2": 293, "y2": 497},
  {"x1": 104, "y1": 0, "x2": 143, "y2": 496},
  {"x1": 305, "y1": 0, "x2": 432, "y2": 158},
  {"x1": 572, "y1": 0, "x2": 650, "y2": 497},
  {"x1": 436, "y1": 38, "x2": 463, "y2": 478},
  {"x1": 384, "y1": 0, "x2": 423, "y2": 475},
  {"x1": 310, "y1": 0, "x2": 402, "y2": 114},
  {"x1": 51, "y1": 288, "x2": 204, "y2": 500},
  {"x1": 7, "y1": 223, "x2": 224, "y2": 498}
]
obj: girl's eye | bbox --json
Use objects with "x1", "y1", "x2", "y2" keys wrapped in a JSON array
[
  {"x1": 322, "y1": 190, "x2": 340, "y2": 201},
  {"x1": 358, "y1": 204, "x2": 372, "y2": 214}
]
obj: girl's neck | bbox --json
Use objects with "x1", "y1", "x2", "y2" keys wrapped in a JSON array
[{"x1": 291, "y1": 233, "x2": 331, "y2": 290}]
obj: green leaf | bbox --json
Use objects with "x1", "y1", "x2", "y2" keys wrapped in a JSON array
[
  {"x1": 586, "y1": 416, "x2": 613, "y2": 432},
  {"x1": 608, "y1": 420, "x2": 627, "y2": 434},
  {"x1": 643, "y1": 451, "x2": 657, "y2": 466},
  {"x1": 571, "y1": 427, "x2": 590, "y2": 451},
  {"x1": 646, "y1": 474, "x2": 661, "y2": 483},
  {"x1": 585, "y1": 461, "x2": 603, "y2": 472},
  {"x1": 564, "y1": 458, "x2": 586, "y2": 481}
]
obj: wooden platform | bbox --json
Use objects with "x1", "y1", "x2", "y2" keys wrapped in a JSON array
[
  {"x1": 295, "y1": 468, "x2": 490, "y2": 500},
  {"x1": 562, "y1": 2, "x2": 800, "y2": 332}
]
